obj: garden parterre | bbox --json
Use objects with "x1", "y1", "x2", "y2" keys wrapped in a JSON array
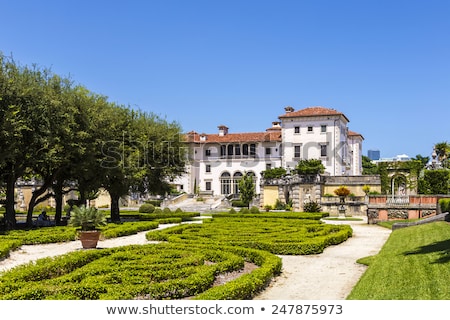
[
  {"x1": 0, "y1": 214, "x2": 352, "y2": 300},
  {"x1": 146, "y1": 215, "x2": 353, "y2": 255}
]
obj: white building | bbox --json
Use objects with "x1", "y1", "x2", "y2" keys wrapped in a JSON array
[
  {"x1": 175, "y1": 106, "x2": 363, "y2": 197},
  {"x1": 279, "y1": 106, "x2": 363, "y2": 176},
  {"x1": 178, "y1": 123, "x2": 283, "y2": 196}
]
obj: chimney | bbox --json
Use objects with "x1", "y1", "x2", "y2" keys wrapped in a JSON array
[
  {"x1": 284, "y1": 106, "x2": 294, "y2": 113},
  {"x1": 186, "y1": 131, "x2": 197, "y2": 142},
  {"x1": 218, "y1": 125, "x2": 229, "y2": 136}
]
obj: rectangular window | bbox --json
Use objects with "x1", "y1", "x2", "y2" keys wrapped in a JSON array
[
  {"x1": 250, "y1": 144, "x2": 256, "y2": 156},
  {"x1": 205, "y1": 164, "x2": 211, "y2": 173},
  {"x1": 205, "y1": 181, "x2": 211, "y2": 191},
  {"x1": 205, "y1": 149, "x2": 211, "y2": 156},
  {"x1": 266, "y1": 163, "x2": 272, "y2": 170},
  {"x1": 227, "y1": 145, "x2": 234, "y2": 156},
  {"x1": 242, "y1": 144, "x2": 249, "y2": 156},
  {"x1": 307, "y1": 126, "x2": 313, "y2": 132},
  {"x1": 235, "y1": 144, "x2": 241, "y2": 156},
  {"x1": 321, "y1": 125, "x2": 327, "y2": 133},
  {"x1": 265, "y1": 147, "x2": 271, "y2": 155},
  {"x1": 294, "y1": 145, "x2": 301, "y2": 158},
  {"x1": 321, "y1": 144, "x2": 327, "y2": 157},
  {"x1": 294, "y1": 126, "x2": 300, "y2": 134},
  {"x1": 220, "y1": 145, "x2": 226, "y2": 157}
]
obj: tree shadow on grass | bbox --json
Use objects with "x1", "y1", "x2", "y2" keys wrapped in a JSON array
[{"x1": 404, "y1": 239, "x2": 450, "y2": 264}]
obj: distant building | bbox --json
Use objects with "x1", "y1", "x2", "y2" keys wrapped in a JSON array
[
  {"x1": 368, "y1": 149, "x2": 381, "y2": 161},
  {"x1": 373, "y1": 154, "x2": 411, "y2": 163}
]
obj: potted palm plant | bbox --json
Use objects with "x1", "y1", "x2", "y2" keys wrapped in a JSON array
[{"x1": 69, "y1": 205, "x2": 107, "y2": 249}]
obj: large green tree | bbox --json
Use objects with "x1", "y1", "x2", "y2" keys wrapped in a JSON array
[
  {"x1": 0, "y1": 55, "x2": 43, "y2": 228},
  {"x1": 362, "y1": 155, "x2": 379, "y2": 175},
  {"x1": 0, "y1": 54, "x2": 187, "y2": 228}
]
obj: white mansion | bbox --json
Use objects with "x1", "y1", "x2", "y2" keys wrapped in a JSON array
[{"x1": 175, "y1": 106, "x2": 363, "y2": 197}]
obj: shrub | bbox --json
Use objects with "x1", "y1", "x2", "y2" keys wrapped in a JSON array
[
  {"x1": 175, "y1": 208, "x2": 183, "y2": 213},
  {"x1": 250, "y1": 206, "x2": 260, "y2": 214},
  {"x1": 263, "y1": 205, "x2": 272, "y2": 212},
  {"x1": 154, "y1": 208, "x2": 162, "y2": 213},
  {"x1": 229, "y1": 208, "x2": 237, "y2": 214},
  {"x1": 303, "y1": 200, "x2": 322, "y2": 213},
  {"x1": 439, "y1": 198, "x2": 450, "y2": 213},
  {"x1": 231, "y1": 200, "x2": 247, "y2": 207},
  {"x1": 145, "y1": 199, "x2": 163, "y2": 207},
  {"x1": 163, "y1": 207, "x2": 172, "y2": 214},
  {"x1": 139, "y1": 204, "x2": 155, "y2": 213},
  {"x1": 274, "y1": 199, "x2": 286, "y2": 210},
  {"x1": 262, "y1": 167, "x2": 286, "y2": 179},
  {"x1": 0, "y1": 240, "x2": 22, "y2": 259},
  {"x1": 239, "y1": 208, "x2": 250, "y2": 214}
]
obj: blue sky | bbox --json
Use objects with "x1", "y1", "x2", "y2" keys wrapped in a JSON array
[{"x1": 2, "y1": 0, "x2": 449, "y2": 159}]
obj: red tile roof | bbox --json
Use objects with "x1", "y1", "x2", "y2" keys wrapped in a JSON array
[
  {"x1": 185, "y1": 131, "x2": 281, "y2": 143},
  {"x1": 279, "y1": 106, "x2": 349, "y2": 122},
  {"x1": 348, "y1": 130, "x2": 364, "y2": 139}
]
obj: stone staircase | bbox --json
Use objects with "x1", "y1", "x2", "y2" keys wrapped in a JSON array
[{"x1": 165, "y1": 196, "x2": 229, "y2": 213}]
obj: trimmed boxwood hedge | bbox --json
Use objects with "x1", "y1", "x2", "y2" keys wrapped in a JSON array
[
  {"x1": 0, "y1": 243, "x2": 281, "y2": 300},
  {"x1": 0, "y1": 240, "x2": 22, "y2": 259},
  {"x1": 0, "y1": 220, "x2": 166, "y2": 259},
  {"x1": 213, "y1": 212, "x2": 328, "y2": 220},
  {"x1": 146, "y1": 216, "x2": 352, "y2": 255}
]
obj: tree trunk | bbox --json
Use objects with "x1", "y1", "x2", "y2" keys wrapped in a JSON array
[
  {"x1": 54, "y1": 180, "x2": 63, "y2": 225},
  {"x1": 4, "y1": 171, "x2": 17, "y2": 230},
  {"x1": 110, "y1": 194, "x2": 121, "y2": 223},
  {"x1": 26, "y1": 180, "x2": 52, "y2": 227},
  {"x1": 78, "y1": 191, "x2": 87, "y2": 208}
]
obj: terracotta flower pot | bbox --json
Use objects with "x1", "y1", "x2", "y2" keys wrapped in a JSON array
[{"x1": 78, "y1": 230, "x2": 101, "y2": 249}]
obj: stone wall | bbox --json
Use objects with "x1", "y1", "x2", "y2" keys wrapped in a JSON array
[
  {"x1": 322, "y1": 175, "x2": 381, "y2": 196},
  {"x1": 366, "y1": 195, "x2": 441, "y2": 224},
  {"x1": 260, "y1": 174, "x2": 377, "y2": 215}
]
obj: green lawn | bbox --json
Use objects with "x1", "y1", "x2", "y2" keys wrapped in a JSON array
[{"x1": 348, "y1": 221, "x2": 450, "y2": 299}]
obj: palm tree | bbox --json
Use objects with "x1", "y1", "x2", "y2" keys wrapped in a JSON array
[
  {"x1": 434, "y1": 142, "x2": 450, "y2": 168},
  {"x1": 434, "y1": 142, "x2": 450, "y2": 162}
]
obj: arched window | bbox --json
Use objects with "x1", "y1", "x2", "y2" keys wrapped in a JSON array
[
  {"x1": 220, "y1": 172, "x2": 231, "y2": 195},
  {"x1": 233, "y1": 171, "x2": 243, "y2": 194}
]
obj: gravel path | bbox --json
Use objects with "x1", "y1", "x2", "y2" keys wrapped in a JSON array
[
  {"x1": 254, "y1": 218, "x2": 392, "y2": 300},
  {"x1": 0, "y1": 218, "x2": 391, "y2": 300}
]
